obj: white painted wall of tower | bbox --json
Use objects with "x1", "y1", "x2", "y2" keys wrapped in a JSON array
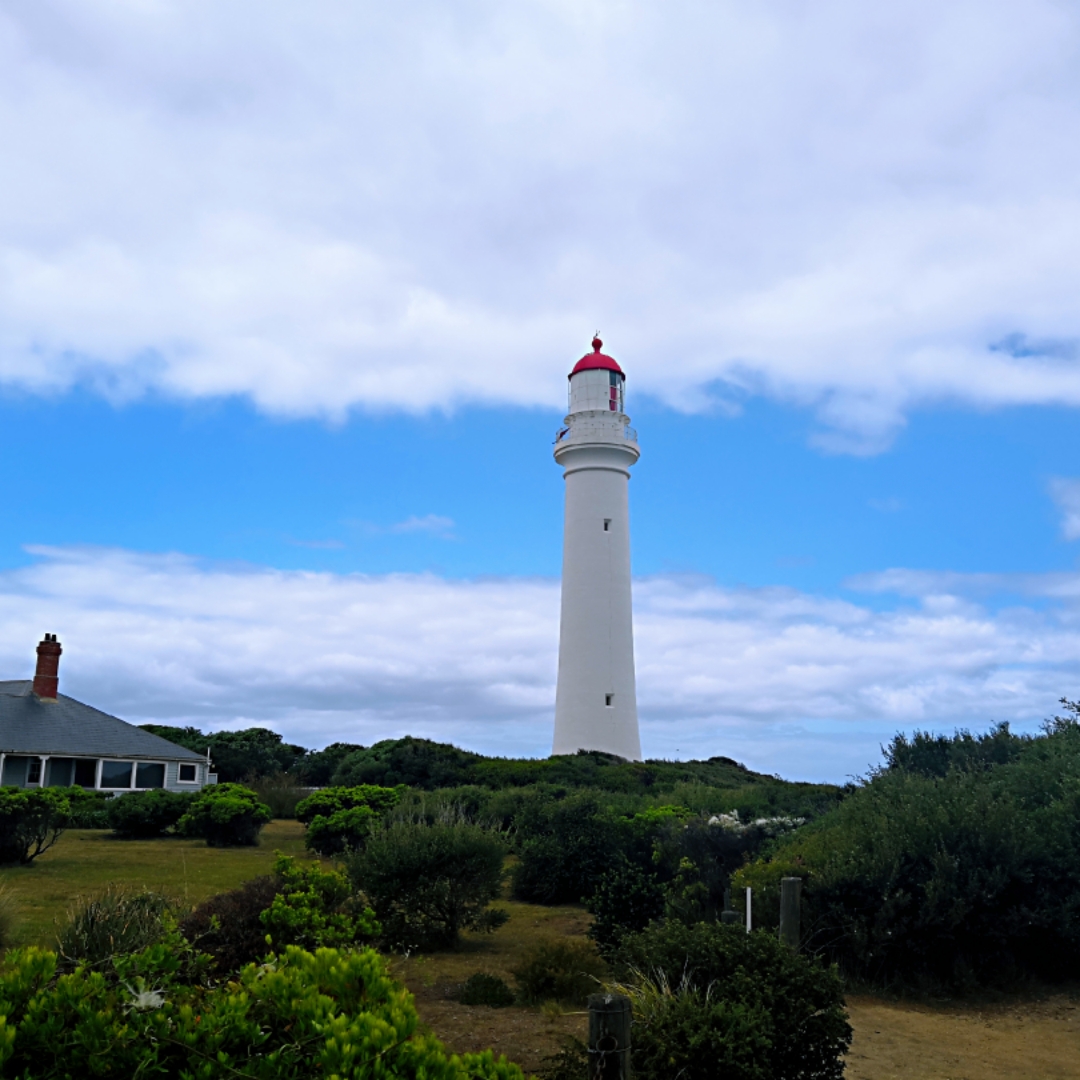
[{"x1": 552, "y1": 345, "x2": 642, "y2": 761}]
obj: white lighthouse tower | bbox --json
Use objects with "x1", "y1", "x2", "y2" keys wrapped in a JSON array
[{"x1": 552, "y1": 336, "x2": 642, "y2": 761}]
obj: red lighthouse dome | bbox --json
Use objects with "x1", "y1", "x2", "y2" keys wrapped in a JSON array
[{"x1": 570, "y1": 336, "x2": 624, "y2": 377}]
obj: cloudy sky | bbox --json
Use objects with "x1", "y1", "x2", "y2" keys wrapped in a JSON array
[{"x1": 3, "y1": 0, "x2": 1080, "y2": 781}]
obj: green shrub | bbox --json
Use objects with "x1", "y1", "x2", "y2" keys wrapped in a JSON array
[
  {"x1": 296, "y1": 783, "x2": 404, "y2": 855},
  {"x1": 55, "y1": 888, "x2": 173, "y2": 968},
  {"x1": 63, "y1": 788, "x2": 111, "y2": 828},
  {"x1": 176, "y1": 782, "x2": 272, "y2": 846},
  {"x1": 736, "y1": 717, "x2": 1080, "y2": 987},
  {"x1": 536, "y1": 1038, "x2": 589, "y2": 1080},
  {"x1": 0, "y1": 943, "x2": 527, "y2": 1079},
  {"x1": 0, "y1": 788, "x2": 71, "y2": 865},
  {"x1": 106, "y1": 789, "x2": 194, "y2": 838},
  {"x1": 178, "y1": 874, "x2": 281, "y2": 972},
  {"x1": 619, "y1": 973, "x2": 772, "y2": 1080},
  {"x1": 511, "y1": 939, "x2": 607, "y2": 1005},
  {"x1": 347, "y1": 819, "x2": 508, "y2": 951},
  {"x1": 458, "y1": 972, "x2": 516, "y2": 1007},
  {"x1": 261, "y1": 854, "x2": 380, "y2": 951},
  {"x1": 585, "y1": 856, "x2": 665, "y2": 955},
  {"x1": 613, "y1": 921, "x2": 851, "y2": 1080},
  {"x1": 511, "y1": 792, "x2": 621, "y2": 905}
]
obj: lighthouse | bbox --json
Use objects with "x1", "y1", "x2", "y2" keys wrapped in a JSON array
[{"x1": 552, "y1": 336, "x2": 642, "y2": 761}]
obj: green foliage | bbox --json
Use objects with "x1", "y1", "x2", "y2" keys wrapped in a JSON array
[
  {"x1": 737, "y1": 716, "x2": 1080, "y2": 987},
  {"x1": 0, "y1": 787, "x2": 71, "y2": 865},
  {"x1": 613, "y1": 921, "x2": 851, "y2": 1080},
  {"x1": 296, "y1": 784, "x2": 404, "y2": 855},
  {"x1": 176, "y1": 783, "x2": 272, "y2": 847},
  {"x1": 619, "y1": 973, "x2": 773, "y2": 1080},
  {"x1": 883, "y1": 720, "x2": 1031, "y2": 778},
  {"x1": 106, "y1": 789, "x2": 195, "y2": 838},
  {"x1": 511, "y1": 792, "x2": 622, "y2": 904},
  {"x1": 291, "y1": 741, "x2": 363, "y2": 786},
  {"x1": 511, "y1": 938, "x2": 607, "y2": 1006},
  {"x1": 178, "y1": 875, "x2": 282, "y2": 972},
  {"x1": 585, "y1": 856, "x2": 665, "y2": 955},
  {"x1": 348, "y1": 819, "x2": 508, "y2": 951},
  {"x1": 246, "y1": 772, "x2": 311, "y2": 819},
  {"x1": 138, "y1": 724, "x2": 306, "y2": 782},
  {"x1": 536, "y1": 1038, "x2": 589, "y2": 1080},
  {"x1": 55, "y1": 888, "x2": 173, "y2": 968},
  {"x1": 261, "y1": 854, "x2": 380, "y2": 952},
  {"x1": 333, "y1": 737, "x2": 483, "y2": 789},
  {"x1": 62, "y1": 788, "x2": 111, "y2": 828},
  {"x1": 0, "y1": 942, "x2": 527, "y2": 1079},
  {"x1": 458, "y1": 972, "x2": 516, "y2": 1007}
]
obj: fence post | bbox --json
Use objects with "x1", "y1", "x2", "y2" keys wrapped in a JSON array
[
  {"x1": 779, "y1": 876, "x2": 802, "y2": 949},
  {"x1": 588, "y1": 992, "x2": 632, "y2": 1079},
  {"x1": 745, "y1": 886, "x2": 752, "y2": 933}
]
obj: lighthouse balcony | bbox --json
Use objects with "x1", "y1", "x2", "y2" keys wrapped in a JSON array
[{"x1": 555, "y1": 420, "x2": 637, "y2": 446}]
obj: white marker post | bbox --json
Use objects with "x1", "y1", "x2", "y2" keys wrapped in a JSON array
[{"x1": 745, "y1": 887, "x2": 752, "y2": 933}]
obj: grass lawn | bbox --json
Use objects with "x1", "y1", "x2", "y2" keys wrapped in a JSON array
[{"x1": 0, "y1": 820, "x2": 314, "y2": 947}]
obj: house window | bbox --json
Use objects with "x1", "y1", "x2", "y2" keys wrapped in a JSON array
[
  {"x1": 27, "y1": 759, "x2": 42, "y2": 785},
  {"x1": 73, "y1": 759, "x2": 98, "y2": 788},
  {"x1": 605, "y1": 694, "x2": 614, "y2": 707},
  {"x1": 177, "y1": 763, "x2": 198, "y2": 784},
  {"x1": 45, "y1": 758, "x2": 75, "y2": 787},
  {"x1": 135, "y1": 762, "x2": 166, "y2": 789},
  {"x1": 100, "y1": 760, "x2": 134, "y2": 789}
]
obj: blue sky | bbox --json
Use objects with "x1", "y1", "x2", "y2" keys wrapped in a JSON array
[{"x1": 3, "y1": 1, "x2": 1080, "y2": 781}]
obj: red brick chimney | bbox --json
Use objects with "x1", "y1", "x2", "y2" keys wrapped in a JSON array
[{"x1": 33, "y1": 634, "x2": 61, "y2": 699}]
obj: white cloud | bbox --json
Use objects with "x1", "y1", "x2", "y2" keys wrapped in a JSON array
[
  {"x1": 2, "y1": 545, "x2": 1078, "y2": 781},
  {"x1": 388, "y1": 514, "x2": 455, "y2": 537},
  {"x1": 1048, "y1": 477, "x2": 1080, "y2": 540},
  {"x1": 3, "y1": 3, "x2": 1080, "y2": 447}
]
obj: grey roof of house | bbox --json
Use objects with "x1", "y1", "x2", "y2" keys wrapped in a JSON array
[{"x1": 0, "y1": 681, "x2": 204, "y2": 761}]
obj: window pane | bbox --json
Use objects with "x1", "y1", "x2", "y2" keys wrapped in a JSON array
[
  {"x1": 135, "y1": 763, "x2": 165, "y2": 789},
  {"x1": 178, "y1": 764, "x2": 197, "y2": 782},
  {"x1": 27, "y1": 760, "x2": 42, "y2": 784},
  {"x1": 73, "y1": 759, "x2": 98, "y2": 787},
  {"x1": 45, "y1": 758, "x2": 75, "y2": 787},
  {"x1": 100, "y1": 760, "x2": 133, "y2": 788}
]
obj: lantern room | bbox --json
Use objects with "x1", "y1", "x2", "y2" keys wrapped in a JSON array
[{"x1": 568, "y1": 337, "x2": 625, "y2": 415}]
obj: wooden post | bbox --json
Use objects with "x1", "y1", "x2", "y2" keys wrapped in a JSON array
[
  {"x1": 779, "y1": 876, "x2": 802, "y2": 949},
  {"x1": 588, "y1": 992, "x2": 632, "y2": 1079}
]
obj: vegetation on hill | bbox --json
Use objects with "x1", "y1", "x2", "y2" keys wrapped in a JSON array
[{"x1": 737, "y1": 705, "x2": 1080, "y2": 988}]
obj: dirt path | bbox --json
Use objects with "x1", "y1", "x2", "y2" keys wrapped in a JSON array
[{"x1": 845, "y1": 994, "x2": 1080, "y2": 1080}]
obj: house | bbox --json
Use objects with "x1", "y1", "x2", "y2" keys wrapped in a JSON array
[{"x1": 0, "y1": 635, "x2": 215, "y2": 793}]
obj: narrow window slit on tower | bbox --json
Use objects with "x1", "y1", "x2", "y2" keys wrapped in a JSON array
[
  {"x1": 605, "y1": 694, "x2": 614, "y2": 707},
  {"x1": 603, "y1": 519, "x2": 611, "y2": 531}
]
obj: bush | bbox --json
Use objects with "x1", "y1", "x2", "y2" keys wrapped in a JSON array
[
  {"x1": 179, "y1": 875, "x2": 282, "y2": 972},
  {"x1": 613, "y1": 921, "x2": 851, "y2": 1080},
  {"x1": 511, "y1": 792, "x2": 621, "y2": 905},
  {"x1": 63, "y1": 788, "x2": 111, "y2": 828},
  {"x1": 585, "y1": 856, "x2": 665, "y2": 955},
  {"x1": 458, "y1": 972, "x2": 516, "y2": 1007},
  {"x1": 0, "y1": 788, "x2": 71, "y2": 864},
  {"x1": 56, "y1": 888, "x2": 173, "y2": 968},
  {"x1": 176, "y1": 782, "x2": 272, "y2": 846},
  {"x1": 106, "y1": 789, "x2": 194, "y2": 838},
  {"x1": 511, "y1": 939, "x2": 607, "y2": 1005},
  {"x1": 620, "y1": 973, "x2": 773, "y2": 1080},
  {"x1": 296, "y1": 784, "x2": 404, "y2": 856},
  {"x1": 261, "y1": 854, "x2": 380, "y2": 952},
  {"x1": 736, "y1": 717, "x2": 1080, "y2": 987},
  {"x1": 0, "y1": 943, "x2": 527, "y2": 1079},
  {"x1": 347, "y1": 819, "x2": 508, "y2": 951}
]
